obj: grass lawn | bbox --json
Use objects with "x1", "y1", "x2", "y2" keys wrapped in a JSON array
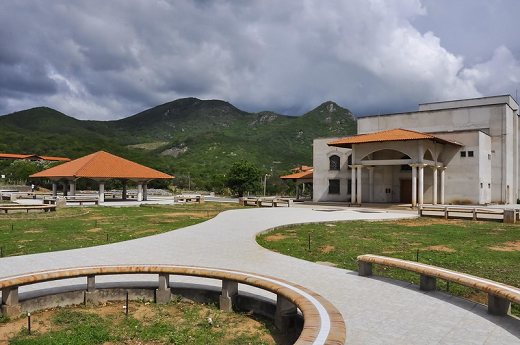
[
  {"x1": 4, "y1": 299, "x2": 291, "y2": 344},
  {"x1": 257, "y1": 217, "x2": 520, "y2": 310},
  {"x1": 0, "y1": 202, "x2": 240, "y2": 257}
]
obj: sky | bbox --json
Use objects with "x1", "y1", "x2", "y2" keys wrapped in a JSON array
[{"x1": 1, "y1": 0, "x2": 519, "y2": 120}]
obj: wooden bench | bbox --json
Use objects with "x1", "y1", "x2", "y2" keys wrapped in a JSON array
[
  {"x1": 419, "y1": 205, "x2": 516, "y2": 223},
  {"x1": 357, "y1": 254, "x2": 520, "y2": 316},
  {"x1": 174, "y1": 195, "x2": 205, "y2": 203},
  {"x1": 0, "y1": 264, "x2": 346, "y2": 344},
  {"x1": 0, "y1": 204, "x2": 56, "y2": 214}
]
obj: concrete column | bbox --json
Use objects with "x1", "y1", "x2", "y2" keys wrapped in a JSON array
[
  {"x1": 137, "y1": 182, "x2": 143, "y2": 202},
  {"x1": 62, "y1": 181, "x2": 68, "y2": 197},
  {"x1": 358, "y1": 261, "x2": 373, "y2": 276},
  {"x1": 418, "y1": 164, "x2": 425, "y2": 205},
  {"x1": 70, "y1": 180, "x2": 76, "y2": 197},
  {"x1": 155, "y1": 273, "x2": 171, "y2": 303},
  {"x1": 295, "y1": 184, "x2": 300, "y2": 200},
  {"x1": 431, "y1": 167, "x2": 438, "y2": 205},
  {"x1": 1, "y1": 286, "x2": 21, "y2": 317},
  {"x1": 52, "y1": 182, "x2": 58, "y2": 197},
  {"x1": 367, "y1": 167, "x2": 374, "y2": 202},
  {"x1": 219, "y1": 279, "x2": 238, "y2": 312},
  {"x1": 488, "y1": 294, "x2": 511, "y2": 315},
  {"x1": 350, "y1": 166, "x2": 356, "y2": 204},
  {"x1": 85, "y1": 275, "x2": 99, "y2": 305},
  {"x1": 420, "y1": 274, "x2": 436, "y2": 291},
  {"x1": 275, "y1": 295, "x2": 297, "y2": 332},
  {"x1": 411, "y1": 164, "x2": 417, "y2": 207},
  {"x1": 439, "y1": 167, "x2": 446, "y2": 204},
  {"x1": 504, "y1": 209, "x2": 516, "y2": 223},
  {"x1": 356, "y1": 165, "x2": 362, "y2": 204},
  {"x1": 122, "y1": 180, "x2": 127, "y2": 200},
  {"x1": 143, "y1": 183, "x2": 148, "y2": 201},
  {"x1": 98, "y1": 182, "x2": 105, "y2": 203}
]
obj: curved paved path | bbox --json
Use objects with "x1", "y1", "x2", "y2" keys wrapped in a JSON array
[{"x1": 1, "y1": 205, "x2": 519, "y2": 344}]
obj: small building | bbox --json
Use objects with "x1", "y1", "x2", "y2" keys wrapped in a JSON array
[{"x1": 313, "y1": 95, "x2": 520, "y2": 206}]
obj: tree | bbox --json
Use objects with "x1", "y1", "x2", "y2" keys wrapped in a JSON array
[{"x1": 226, "y1": 161, "x2": 261, "y2": 197}]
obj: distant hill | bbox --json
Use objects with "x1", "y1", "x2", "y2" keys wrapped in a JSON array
[{"x1": 0, "y1": 98, "x2": 356, "y2": 191}]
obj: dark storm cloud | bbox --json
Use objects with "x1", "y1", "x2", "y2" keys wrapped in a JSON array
[{"x1": 0, "y1": 0, "x2": 519, "y2": 120}]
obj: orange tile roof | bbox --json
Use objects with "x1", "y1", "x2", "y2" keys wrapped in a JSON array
[
  {"x1": 0, "y1": 153, "x2": 70, "y2": 161},
  {"x1": 30, "y1": 151, "x2": 173, "y2": 180},
  {"x1": 327, "y1": 128, "x2": 461, "y2": 148},
  {"x1": 281, "y1": 170, "x2": 313, "y2": 180}
]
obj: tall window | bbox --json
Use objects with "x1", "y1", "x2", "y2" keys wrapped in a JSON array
[
  {"x1": 329, "y1": 179, "x2": 340, "y2": 194},
  {"x1": 329, "y1": 155, "x2": 340, "y2": 170}
]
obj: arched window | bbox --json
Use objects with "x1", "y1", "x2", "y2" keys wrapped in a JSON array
[{"x1": 329, "y1": 155, "x2": 340, "y2": 170}]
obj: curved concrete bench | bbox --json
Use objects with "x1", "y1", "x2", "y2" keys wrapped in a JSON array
[
  {"x1": 358, "y1": 254, "x2": 520, "y2": 315},
  {"x1": 0, "y1": 264, "x2": 346, "y2": 345}
]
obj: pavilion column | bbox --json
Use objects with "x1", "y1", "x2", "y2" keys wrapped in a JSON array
[
  {"x1": 431, "y1": 167, "x2": 438, "y2": 205},
  {"x1": 137, "y1": 182, "x2": 143, "y2": 202},
  {"x1": 62, "y1": 181, "x2": 69, "y2": 197},
  {"x1": 69, "y1": 180, "x2": 76, "y2": 197},
  {"x1": 439, "y1": 167, "x2": 446, "y2": 204},
  {"x1": 98, "y1": 182, "x2": 105, "y2": 203},
  {"x1": 418, "y1": 164, "x2": 427, "y2": 205},
  {"x1": 367, "y1": 166, "x2": 374, "y2": 203},
  {"x1": 356, "y1": 165, "x2": 362, "y2": 204},
  {"x1": 410, "y1": 164, "x2": 418, "y2": 208},
  {"x1": 349, "y1": 165, "x2": 356, "y2": 204},
  {"x1": 143, "y1": 183, "x2": 148, "y2": 201},
  {"x1": 122, "y1": 180, "x2": 127, "y2": 200},
  {"x1": 295, "y1": 183, "x2": 300, "y2": 200},
  {"x1": 52, "y1": 181, "x2": 58, "y2": 197}
]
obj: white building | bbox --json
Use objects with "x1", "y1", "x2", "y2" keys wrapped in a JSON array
[{"x1": 313, "y1": 95, "x2": 520, "y2": 206}]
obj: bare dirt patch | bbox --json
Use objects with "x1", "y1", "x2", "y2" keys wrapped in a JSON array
[
  {"x1": 396, "y1": 219, "x2": 470, "y2": 227},
  {"x1": 421, "y1": 245, "x2": 456, "y2": 252},
  {"x1": 24, "y1": 229, "x2": 42, "y2": 233},
  {"x1": 163, "y1": 212, "x2": 210, "y2": 217},
  {"x1": 86, "y1": 227, "x2": 103, "y2": 233},
  {"x1": 320, "y1": 245, "x2": 335, "y2": 253},
  {"x1": 18, "y1": 239, "x2": 33, "y2": 243},
  {"x1": 489, "y1": 240, "x2": 520, "y2": 252},
  {"x1": 264, "y1": 233, "x2": 293, "y2": 241},
  {"x1": 135, "y1": 229, "x2": 158, "y2": 235}
]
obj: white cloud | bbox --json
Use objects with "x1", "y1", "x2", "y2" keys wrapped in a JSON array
[
  {"x1": 0, "y1": 0, "x2": 519, "y2": 119},
  {"x1": 461, "y1": 46, "x2": 520, "y2": 97}
]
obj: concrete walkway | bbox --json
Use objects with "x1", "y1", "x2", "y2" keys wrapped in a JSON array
[{"x1": 1, "y1": 205, "x2": 519, "y2": 344}]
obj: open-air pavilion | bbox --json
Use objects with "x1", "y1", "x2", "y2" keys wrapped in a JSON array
[
  {"x1": 30, "y1": 151, "x2": 174, "y2": 202},
  {"x1": 280, "y1": 167, "x2": 313, "y2": 201}
]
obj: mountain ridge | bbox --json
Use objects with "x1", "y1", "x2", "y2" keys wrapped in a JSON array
[{"x1": 0, "y1": 98, "x2": 356, "y2": 191}]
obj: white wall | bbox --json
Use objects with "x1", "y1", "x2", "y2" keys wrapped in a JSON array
[{"x1": 312, "y1": 138, "x2": 351, "y2": 202}]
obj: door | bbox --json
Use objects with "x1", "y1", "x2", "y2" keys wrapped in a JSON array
[{"x1": 400, "y1": 179, "x2": 412, "y2": 203}]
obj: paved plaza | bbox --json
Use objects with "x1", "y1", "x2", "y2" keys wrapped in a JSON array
[{"x1": 1, "y1": 203, "x2": 519, "y2": 343}]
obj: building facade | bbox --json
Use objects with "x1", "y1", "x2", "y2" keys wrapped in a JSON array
[{"x1": 313, "y1": 95, "x2": 520, "y2": 205}]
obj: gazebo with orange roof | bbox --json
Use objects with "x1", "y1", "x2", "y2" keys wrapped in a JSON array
[
  {"x1": 30, "y1": 151, "x2": 174, "y2": 202},
  {"x1": 281, "y1": 167, "x2": 313, "y2": 200}
]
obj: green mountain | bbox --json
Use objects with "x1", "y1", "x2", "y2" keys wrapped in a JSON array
[{"x1": 0, "y1": 98, "x2": 356, "y2": 191}]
